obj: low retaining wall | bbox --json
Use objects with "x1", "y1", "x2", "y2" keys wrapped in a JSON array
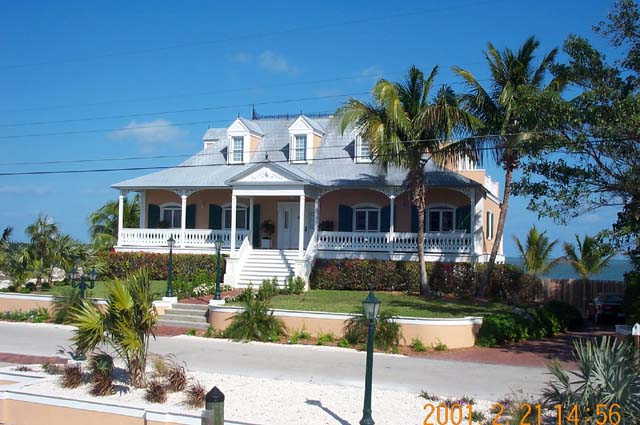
[
  {"x1": 0, "y1": 293, "x2": 57, "y2": 312},
  {"x1": 209, "y1": 305, "x2": 482, "y2": 349}
]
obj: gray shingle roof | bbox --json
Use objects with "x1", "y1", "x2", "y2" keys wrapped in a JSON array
[{"x1": 112, "y1": 116, "x2": 482, "y2": 191}]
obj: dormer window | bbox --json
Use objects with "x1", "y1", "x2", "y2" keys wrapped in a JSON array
[
  {"x1": 288, "y1": 115, "x2": 324, "y2": 164},
  {"x1": 232, "y1": 136, "x2": 244, "y2": 163},
  {"x1": 227, "y1": 117, "x2": 263, "y2": 164},
  {"x1": 355, "y1": 135, "x2": 372, "y2": 163},
  {"x1": 293, "y1": 135, "x2": 307, "y2": 162}
]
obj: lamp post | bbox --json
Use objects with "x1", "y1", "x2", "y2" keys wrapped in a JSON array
[
  {"x1": 213, "y1": 240, "x2": 223, "y2": 301},
  {"x1": 360, "y1": 287, "x2": 380, "y2": 425},
  {"x1": 166, "y1": 236, "x2": 175, "y2": 298},
  {"x1": 70, "y1": 262, "x2": 97, "y2": 299}
]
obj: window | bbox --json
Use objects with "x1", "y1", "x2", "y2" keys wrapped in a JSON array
[
  {"x1": 486, "y1": 211, "x2": 494, "y2": 240},
  {"x1": 427, "y1": 208, "x2": 455, "y2": 232},
  {"x1": 294, "y1": 134, "x2": 307, "y2": 162},
  {"x1": 355, "y1": 135, "x2": 372, "y2": 163},
  {"x1": 160, "y1": 204, "x2": 181, "y2": 228},
  {"x1": 232, "y1": 136, "x2": 244, "y2": 163},
  {"x1": 353, "y1": 206, "x2": 380, "y2": 232},
  {"x1": 223, "y1": 206, "x2": 248, "y2": 229}
]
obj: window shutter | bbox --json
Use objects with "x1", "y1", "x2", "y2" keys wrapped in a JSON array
[
  {"x1": 456, "y1": 206, "x2": 471, "y2": 233},
  {"x1": 338, "y1": 205, "x2": 353, "y2": 231},
  {"x1": 411, "y1": 205, "x2": 419, "y2": 233},
  {"x1": 186, "y1": 204, "x2": 196, "y2": 229},
  {"x1": 252, "y1": 204, "x2": 261, "y2": 248},
  {"x1": 147, "y1": 204, "x2": 160, "y2": 228},
  {"x1": 208, "y1": 204, "x2": 222, "y2": 230},
  {"x1": 380, "y1": 206, "x2": 391, "y2": 232}
]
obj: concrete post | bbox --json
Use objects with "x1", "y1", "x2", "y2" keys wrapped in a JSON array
[
  {"x1": 298, "y1": 194, "x2": 305, "y2": 258},
  {"x1": 117, "y1": 191, "x2": 125, "y2": 245},
  {"x1": 202, "y1": 386, "x2": 224, "y2": 425},
  {"x1": 180, "y1": 193, "x2": 188, "y2": 248},
  {"x1": 230, "y1": 195, "x2": 237, "y2": 256}
]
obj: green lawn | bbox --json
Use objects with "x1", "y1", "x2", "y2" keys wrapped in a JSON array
[
  {"x1": 42, "y1": 280, "x2": 168, "y2": 300},
  {"x1": 231, "y1": 290, "x2": 510, "y2": 318}
]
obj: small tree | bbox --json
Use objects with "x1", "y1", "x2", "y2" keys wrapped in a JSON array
[
  {"x1": 71, "y1": 269, "x2": 157, "y2": 387},
  {"x1": 513, "y1": 226, "x2": 561, "y2": 280},
  {"x1": 89, "y1": 195, "x2": 139, "y2": 251},
  {"x1": 563, "y1": 234, "x2": 615, "y2": 280}
]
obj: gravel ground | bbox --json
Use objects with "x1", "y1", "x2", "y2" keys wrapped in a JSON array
[{"x1": 3, "y1": 364, "x2": 514, "y2": 425}]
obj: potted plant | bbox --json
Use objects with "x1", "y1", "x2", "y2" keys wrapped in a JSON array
[
  {"x1": 318, "y1": 220, "x2": 334, "y2": 231},
  {"x1": 260, "y1": 219, "x2": 275, "y2": 249}
]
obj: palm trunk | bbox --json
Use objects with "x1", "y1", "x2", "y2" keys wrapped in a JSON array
[
  {"x1": 478, "y1": 167, "x2": 513, "y2": 297},
  {"x1": 411, "y1": 169, "x2": 430, "y2": 297}
]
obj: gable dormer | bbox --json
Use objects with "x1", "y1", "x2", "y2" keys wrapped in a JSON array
[
  {"x1": 288, "y1": 115, "x2": 325, "y2": 164},
  {"x1": 351, "y1": 129, "x2": 372, "y2": 163},
  {"x1": 226, "y1": 117, "x2": 263, "y2": 164}
]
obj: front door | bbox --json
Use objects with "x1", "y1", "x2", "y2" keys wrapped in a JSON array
[{"x1": 277, "y1": 202, "x2": 314, "y2": 250}]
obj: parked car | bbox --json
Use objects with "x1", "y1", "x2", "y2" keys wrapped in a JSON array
[{"x1": 587, "y1": 293, "x2": 625, "y2": 324}]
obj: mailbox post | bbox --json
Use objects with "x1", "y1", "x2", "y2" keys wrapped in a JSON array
[{"x1": 202, "y1": 386, "x2": 224, "y2": 425}]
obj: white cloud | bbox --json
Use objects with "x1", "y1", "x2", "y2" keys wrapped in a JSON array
[
  {"x1": 110, "y1": 119, "x2": 188, "y2": 152},
  {"x1": 258, "y1": 50, "x2": 299, "y2": 75},
  {"x1": 0, "y1": 185, "x2": 54, "y2": 195},
  {"x1": 230, "y1": 52, "x2": 252, "y2": 64}
]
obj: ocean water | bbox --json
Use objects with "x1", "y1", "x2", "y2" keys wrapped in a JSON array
[{"x1": 505, "y1": 257, "x2": 632, "y2": 281}]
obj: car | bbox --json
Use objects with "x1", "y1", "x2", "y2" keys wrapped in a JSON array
[{"x1": 588, "y1": 293, "x2": 625, "y2": 324}]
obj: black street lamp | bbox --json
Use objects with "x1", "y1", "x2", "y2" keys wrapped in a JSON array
[
  {"x1": 166, "y1": 236, "x2": 175, "y2": 298},
  {"x1": 360, "y1": 287, "x2": 381, "y2": 425},
  {"x1": 70, "y1": 262, "x2": 97, "y2": 299},
  {"x1": 213, "y1": 240, "x2": 223, "y2": 301}
]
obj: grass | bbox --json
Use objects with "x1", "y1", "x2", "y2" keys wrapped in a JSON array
[
  {"x1": 229, "y1": 290, "x2": 510, "y2": 318},
  {"x1": 41, "y1": 280, "x2": 167, "y2": 300}
]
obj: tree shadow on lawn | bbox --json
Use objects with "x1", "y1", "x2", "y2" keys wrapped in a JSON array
[{"x1": 305, "y1": 399, "x2": 351, "y2": 425}]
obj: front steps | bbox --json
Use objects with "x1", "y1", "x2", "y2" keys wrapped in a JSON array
[
  {"x1": 157, "y1": 303, "x2": 209, "y2": 329},
  {"x1": 236, "y1": 249, "x2": 298, "y2": 288}
]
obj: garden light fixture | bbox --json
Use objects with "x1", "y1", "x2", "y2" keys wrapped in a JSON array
[
  {"x1": 360, "y1": 286, "x2": 380, "y2": 425},
  {"x1": 70, "y1": 260, "x2": 97, "y2": 299}
]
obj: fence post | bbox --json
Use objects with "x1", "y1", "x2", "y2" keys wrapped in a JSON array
[
  {"x1": 633, "y1": 323, "x2": 640, "y2": 352},
  {"x1": 202, "y1": 386, "x2": 224, "y2": 425}
]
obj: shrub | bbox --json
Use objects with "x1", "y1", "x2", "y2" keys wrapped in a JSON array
[
  {"x1": 316, "y1": 332, "x2": 335, "y2": 346},
  {"x1": 60, "y1": 363, "x2": 83, "y2": 388},
  {"x1": 543, "y1": 337, "x2": 639, "y2": 423},
  {"x1": 145, "y1": 380, "x2": 167, "y2": 403},
  {"x1": 410, "y1": 338, "x2": 427, "y2": 352},
  {"x1": 623, "y1": 271, "x2": 640, "y2": 325},
  {"x1": 476, "y1": 313, "x2": 531, "y2": 347},
  {"x1": 344, "y1": 310, "x2": 403, "y2": 352},
  {"x1": 258, "y1": 277, "x2": 280, "y2": 300},
  {"x1": 284, "y1": 276, "x2": 305, "y2": 294},
  {"x1": 185, "y1": 329, "x2": 198, "y2": 336},
  {"x1": 0, "y1": 308, "x2": 49, "y2": 323},
  {"x1": 225, "y1": 295, "x2": 287, "y2": 342},
  {"x1": 88, "y1": 352, "x2": 113, "y2": 396},
  {"x1": 337, "y1": 338, "x2": 351, "y2": 348},
  {"x1": 165, "y1": 363, "x2": 187, "y2": 392},
  {"x1": 432, "y1": 339, "x2": 447, "y2": 351},
  {"x1": 289, "y1": 327, "x2": 311, "y2": 344},
  {"x1": 184, "y1": 381, "x2": 206, "y2": 408},
  {"x1": 543, "y1": 300, "x2": 583, "y2": 331}
]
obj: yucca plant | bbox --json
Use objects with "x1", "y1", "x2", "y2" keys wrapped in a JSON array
[
  {"x1": 70, "y1": 269, "x2": 157, "y2": 387},
  {"x1": 543, "y1": 336, "x2": 640, "y2": 424},
  {"x1": 60, "y1": 363, "x2": 83, "y2": 388},
  {"x1": 88, "y1": 351, "x2": 114, "y2": 396},
  {"x1": 343, "y1": 309, "x2": 403, "y2": 352},
  {"x1": 225, "y1": 295, "x2": 286, "y2": 342}
]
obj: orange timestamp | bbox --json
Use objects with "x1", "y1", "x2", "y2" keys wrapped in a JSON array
[{"x1": 423, "y1": 402, "x2": 623, "y2": 425}]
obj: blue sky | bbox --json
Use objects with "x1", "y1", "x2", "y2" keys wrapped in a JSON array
[{"x1": 0, "y1": 0, "x2": 621, "y2": 256}]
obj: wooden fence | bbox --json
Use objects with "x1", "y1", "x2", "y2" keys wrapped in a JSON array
[{"x1": 541, "y1": 278, "x2": 626, "y2": 314}]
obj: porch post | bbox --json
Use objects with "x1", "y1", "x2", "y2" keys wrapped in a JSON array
[
  {"x1": 180, "y1": 192, "x2": 188, "y2": 248},
  {"x1": 117, "y1": 191, "x2": 125, "y2": 245},
  {"x1": 298, "y1": 194, "x2": 305, "y2": 258},
  {"x1": 389, "y1": 195, "x2": 395, "y2": 254},
  {"x1": 230, "y1": 195, "x2": 237, "y2": 256},
  {"x1": 138, "y1": 191, "x2": 146, "y2": 229},
  {"x1": 472, "y1": 189, "x2": 484, "y2": 259},
  {"x1": 249, "y1": 197, "x2": 254, "y2": 246},
  {"x1": 314, "y1": 198, "x2": 319, "y2": 233}
]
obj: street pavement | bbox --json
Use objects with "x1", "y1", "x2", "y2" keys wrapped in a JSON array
[{"x1": 0, "y1": 322, "x2": 550, "y2": 400}]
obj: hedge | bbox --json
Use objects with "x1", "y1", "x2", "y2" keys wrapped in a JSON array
[
  {"x1": 624, "y1": 271, "x2": 640, "y2": 325},
  {"x1": 309, "y1": 259, "x2": 541, "y2": 303},
  {"x1": 97, "y1": 252, "x2": 224, "y2": 281}
]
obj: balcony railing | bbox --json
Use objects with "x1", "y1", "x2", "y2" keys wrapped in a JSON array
[
  {"x1": 118, "y1": 228, "x2": 249, "y2": 248},
  {"x1": 317, "y1": 231, "x2": 472, "y2": 253}
]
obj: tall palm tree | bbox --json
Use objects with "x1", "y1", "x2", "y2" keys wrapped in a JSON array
[
  {"x1": 89, "y1": 194, "x2": 139, "y2": 251},
  {"x1": 337, "y1": 66, "x2": 482, "y2": 296},
  {"x1": 514, "y1": 226, "x2": 561, "y2": 280},
  {"x1": 563, "y1": 234, "x2": 615, "y2": 280},
  {"x1": 453, "y1": 36, "x2": 565, "y2": 297},
  {"x1": 25, "y1": 215, "x2": 59, "y2": 288}
]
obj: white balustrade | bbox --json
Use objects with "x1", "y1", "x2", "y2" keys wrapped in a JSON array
[
  {"x1": 317, "y1": 231, "x2": 391, "y2": 252},
  {"x1": 317, "y1": 231, "x2": 471, "y2": 253},
  {"x1": 119, "y1": 228, "x2": 248, "y2": 249}
]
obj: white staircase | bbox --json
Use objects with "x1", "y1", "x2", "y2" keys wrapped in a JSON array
[
  {"x1": 157, "y1": 303, "x2": 209, "y2": 330},
  {"x1": 236, "y1": 249, "x2": 298, "y2": 288}
]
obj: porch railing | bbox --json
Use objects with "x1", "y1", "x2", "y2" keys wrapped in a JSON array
[
  {"x1": 316, "y1": 231, "x2": 472, "y2": 253},
  {"x1": 119, "y1": 228, "x2": 249, "y2": 248}
]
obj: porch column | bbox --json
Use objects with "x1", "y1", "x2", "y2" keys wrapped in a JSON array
[
  {"x1": 389, "y1": 195, "x2": 395, "y2": 254},
  {"x1": 249, "y1": 197, "x2": 254, "y2": 246},
  {"x1": 180, "y1": 192, "x2": 187, "y2": 248},
  {"x1": 230, "y1": 194, "x2": 237, "y2": 256},
  {"x1": 472, "y1": 189, "x2": 484, "y2": 259},
  {"x1": 298, "y1": 194, "x2": 305, "y2": 258},
  {"x1": 117, "y1": 191, "x2": 125, "y2": 245},
  {"x1": 314, "y1": 198, "x2": 319, "y2": 233},
  {"x1": 138, "y1": 191, "x2": 146, "y2": 229}
]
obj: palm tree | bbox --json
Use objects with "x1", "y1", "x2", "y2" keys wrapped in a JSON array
[
  {"x1": 25, "y1": 215, "x2": 59, "y2": 288},
  {"x1": 514, "y1": 226, "x2": 561, "y2": 280},
  {"x1": 453, "y1": 36, "x2": 565, "y2": 297},
  {"x1": 563, "y1": 234, "x2": 615, "y2": 280},
  {"x1": 89, "y1": 194, "x2": 139, "y2": 251},
  {"x1": 337, "y1": 66, "x2": 482, "y2": 296}
]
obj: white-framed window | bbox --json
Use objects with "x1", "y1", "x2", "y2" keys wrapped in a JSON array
[
  {"x1": 232, "y1": 136, "x2": 244, "y2": 163},
  {"x1": 486, "y1": 211, "x2": 494, "y2": 240},
  {"x1": 222, "y1": 204, "x2": 248, "y2": 229},
  {"x1": 293, "y1": 134, "x2": 307, "y2": 162},
  {"x1": 427, "y1": 206, "x2": 455, "y2": 232},
  {"x1": 160, "y1": 203, "x2": 182, "y2": 228},
  {"x1": 353, "y1": 204, "x2": 380, "y2": 232},
  {"x1": 355, "y1": 135, "x2": 372, "y2": 163}
]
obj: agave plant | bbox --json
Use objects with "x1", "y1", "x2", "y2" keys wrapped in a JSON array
[
  {"x1": 543, "y1": 336, "x2": 640, "y2": 424},
  {"x1": 71, "y1": 269, "x2": 157, "y2": 387}
]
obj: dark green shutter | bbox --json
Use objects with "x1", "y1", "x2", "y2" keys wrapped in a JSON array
[
  {"x1": 456, "y1": 206, "x2": 471, "y2": 233},
  {"x1": 338, "y1": 205, "x2": 353, "y2": 231},
  {"x1": 380, "y1": 206, "x2": 391, "y2": 232},
  {"x1": 148, "y1": 204, "x2": 160, "y2": 228},
  {"x1": 186, "y1": 204, "x2": 196, "y2": 229},
  {"x1": 252, "y1": 204, "x2": 261, "y2": 248},
  {"x1": 411, "y1": 205, "x2": 419, "y2": 233},
  {"x1": 208, "y1": 204, "x2": 222, "y2": 230}
]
